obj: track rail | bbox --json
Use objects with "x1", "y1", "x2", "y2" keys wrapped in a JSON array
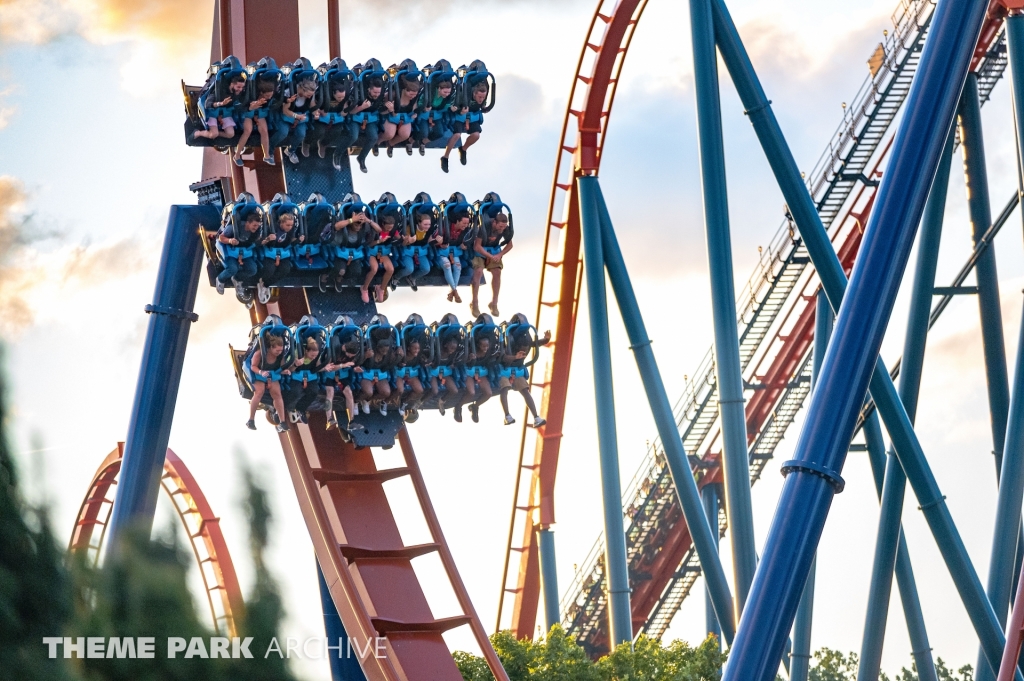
[
  {"x1": 497, "y1": 0, "x2": 649, "y2": 639},
  {"x1": 70, "y1": 445, "x2": 244, "y2": 637}
]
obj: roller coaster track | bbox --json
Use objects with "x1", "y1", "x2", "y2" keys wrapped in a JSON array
[
  {"x1": 501, "y1": 0, "x2": 1011, "y2": 652},
  {"x1": 70, "y1": 445, "x2": 244, "y2": 637},
  {"x1": 205, "y1": 3, "x2": 509, "y2": 679}
]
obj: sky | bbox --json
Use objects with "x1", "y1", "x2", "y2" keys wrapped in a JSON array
[{"x1": 0, "y1": 0, "x2": 1021, "y2": 678}]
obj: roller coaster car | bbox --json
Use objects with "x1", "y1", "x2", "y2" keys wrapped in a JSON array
[
  {"x1": 456, "y1": 59, "x2": 496, "y2": 113},
  {"x1": 363, "y1": 314, "x2": 400, "y2": 354},
  {"x1": 231, "y1": 316, "x2": 295, "y2": 408},
  {"x1": 291, "y1": 315, "x2": 329, "y2": 378},
  {"x1": 474, "y1": 192, "x2": 514, "y2": 237},
  {"x1": 318, "y1": 58, "x2": 355, "y2": 118},
  {"x1": 386, "y1": 59, "x2": 424, "y2": 101},
  {"x1": 501, "y1": 313, "x2": 542, "y2": 367},
  {"x1": 185, "y1": 55, "x2": 247, "y2": 147},
  {"x1": 352, "y1": 58, "x2": 387, "y2": 102},
  {"x1": 440, "y1": 192, "x2": 475, "y2": 228},
  {"x1": 211, "y1": 193, "x2": 265, "y2": 270},
  {"x1": 282, "y1": 57, "x2": 320, "y2": 100},
  {"x1": 295, "y1": 193, "x2": 332, "y2": 272},
  {"x1": 468, "y1": 314, "x2": 504, "y2": 362},
  {"x1": 397, "y1": 313, "x2": 435, "y2": 363},
  {"x1": 432, "y1": 313, "x2": 469, "y2": 363},
  {"x1": 420, "y1": 60, "x2": 458, "y2": 109},
  {"x1": 370, "y1": 192, "x2": 407, "y2": 231}
]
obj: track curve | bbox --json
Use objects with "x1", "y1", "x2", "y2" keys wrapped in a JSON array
[{"x1": 70, "y1": 444, "x2": 244, "y2": 637}]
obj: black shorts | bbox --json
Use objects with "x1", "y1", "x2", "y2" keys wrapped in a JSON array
[{"x1": 467, "y1": 122, "x2": 483, "y2": 135}]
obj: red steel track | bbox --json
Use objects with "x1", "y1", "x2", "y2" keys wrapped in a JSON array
[
  {"x1": 70, "y1": 445, "x2": 244, "y2": 636},
  {"x1": 205, "y1": 2, "x2": 509, "y2": 679},
  {"x1": 502, "y1": 0, "x2": 1013, "y2": 643}
]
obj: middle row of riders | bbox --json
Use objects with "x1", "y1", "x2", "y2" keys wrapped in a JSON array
[{"x1": 211, "y1": 191, "x2": 513, "y2": 312}]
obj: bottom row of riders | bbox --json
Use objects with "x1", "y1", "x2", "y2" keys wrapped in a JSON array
[{"x1": 241, "y1": 312, "x2": 549, "y2": 436}]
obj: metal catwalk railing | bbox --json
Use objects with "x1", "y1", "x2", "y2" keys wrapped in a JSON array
[{"x1": 560, "y1": 0, "x2": 1009, "y2": 647}]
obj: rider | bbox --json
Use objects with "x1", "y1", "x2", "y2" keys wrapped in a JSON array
[
  {"x1": 442, "y1": 81, "x2": 488, "y2": 173},
  {"x1": 217, "y1": 210, "x2": 262, "y2": 295},
  {"x1": 246, "y1": 333, "x2": 290, "y2": 432},
  {"x1": 395, "y1": 211, "x2": 435, "y2": 291},
  {"x1": 471, "y1": 212, "x2": 512, "y2": 318},
  {"x1": 258, "y1": 209, "x2": 303, "y2": 299},
  {"x1": 498, "y1": 322, "x2": 551, "y2": 428},
  {"x1": 320, "y1": 210, "x2": 369, "y2": 292}
]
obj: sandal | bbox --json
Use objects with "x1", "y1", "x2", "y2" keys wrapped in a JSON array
[
  {"x1": 470, "y1": 301, "x2": 481, "y2": 317},
  {"x1": 453, "y1": 290, "x2": 462, "y2": 304},
  {"x1": 447, "y1": 290, "x2": 455, "y2": 302},
  {"x1": 360, "y1": 288, "x2": 370, "y2": 303},
  {"x1": 489, "y1": 302, "x2": 500, "y2": 316}
]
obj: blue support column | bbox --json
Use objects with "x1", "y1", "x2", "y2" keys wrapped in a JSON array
[
  {"x1": 857, "y1": 130, "x2": 953, "y2": 681},
  {"x1": 537, "y1": 528, "x2": 561, "y2": 632},
  {"x1": 961, "y1": 68, "x2": 1014, "y2": 681},
  {"x1": 577, "y1": 176, "x2": 633, "y2": 648},
  {"x1": 318, "y1": 561, "x2": 369, "y2": 681},
  {"x1": 984, "y1": 14, "x2": 1024, "y2": 674},
  {"x1": 861, "y1": 417, "x2": 938, "y2": 681},
  {"x1": 711, "y1": 2, "x2": 1017, "y2": 678},
  {"x1": 716, "y1": 0, "x2": 990, "y2": 677},
  {"x1": 701, "y1": 483, "x2": 722, "y2": 650},
  {"x1": 961, "y1": 73, "x2": 1011, "y2": 476},
  {"x1": 107, "y1": 205, "x2": 217, "y2": 546},
  {"x1": 790, "y1": 291, "x2": 832, "y2": 681},
  {"x1": 593, "y1": 181, "x2": 737, "y2": 643},
  {"x1": 689, "y1": 0, "x2": 758, "y2": 616}
]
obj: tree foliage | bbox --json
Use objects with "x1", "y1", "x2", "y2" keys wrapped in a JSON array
[
  {"x1": 456, "y1": 626, "x2": 725, "y2": 681},
  {"x1": 0, "y1": 362, "x2": 297, "y2": 681}
]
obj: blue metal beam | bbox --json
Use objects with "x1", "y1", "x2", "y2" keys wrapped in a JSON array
[
  {"x1": 960, "y1": 73, "x2": 1011, "y2": 476},
  {"x1": 592, "y1": 179, "x2": 737, "y2": 643},
  {"x1": 961, "y1": 68, "x2": 1013, "y2": 681},
  {"x1": 857, "y1": 130, "x2": 953, "y2": 681},
  {"x1": 318, "y1": 560, "x2": 369, "y2": 680},
  {"x1": 710, "y1": 3, "x2": 1020, "y2": 678},
  {"x1": 538, "y1": 528, "x2": 560, "y2": 632},
  {"x1": 790, "y1": 290, "x2": 832, "y2": 681},
  {"x1": 107, "y1": 205, "x2": 216, "y2": 547},
  {"x1": 717, "y1": 0, "x2": 990, "y2": 676},
  {"x1": 701, "y1": 483, "x2": 722, "y2": 651},
  {"x1": 577, "y1": 176, "x2": 633, "y2": 647},
  {"x1": 689, "y1": 0, "x2": 757, "y2": 617},
  {"x1": 984, "y1": 13, "x2": 1024, "y2": 679}
]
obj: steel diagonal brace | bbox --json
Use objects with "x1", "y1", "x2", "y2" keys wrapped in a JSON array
[
  {"x1": 711, "y1": 0, "x2": 1018, "y2": 677},
  {"x1": 591, "y1": 180, "x2": 737, "y2": 644}
]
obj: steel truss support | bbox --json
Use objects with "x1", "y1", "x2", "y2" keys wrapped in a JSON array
[
  {"x1": 713, "y1": 0, "x2": 1000, "y2": 677},
  {"x1": 857, "y1": 131, "x2": 953, "y2": 681},
  {"x1": 578, "y1": 177, "x2": 739, "y2": 643},
  {"x1": 689, "y1": 0, "x2": 758, "y2": 617},
  {"x1": 107, "y1": 205, "x2": 215, "y2": 547},
  {"x1": 790, "y1": 291, "x2": 833, "y2": 681},
  {"x1": 317, "y1": 561, "x2": 368, "y2": 681}
]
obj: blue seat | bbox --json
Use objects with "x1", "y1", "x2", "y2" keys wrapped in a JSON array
[
  {"x1": 217, "y1": 192, "x2": 264, "y2": 263},
  {"x1": 295, "y1": 194, "x2": 333, "y2": 271}
]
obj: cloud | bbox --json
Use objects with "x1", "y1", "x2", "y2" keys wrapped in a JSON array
[
  {"x1": 60, "y1": 238, "x2": 149, "y2": 285},
  {"x1": 0, "y1": 176, "x2": 37, "y2": 334}
]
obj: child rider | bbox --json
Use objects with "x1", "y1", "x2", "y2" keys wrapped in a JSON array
[
  {"x1": 258, "y1": 211, "x2": 304, "y2": 302},
  {"x1": 246, "y1": 333, "x2": 290, "y2": 433},
  {"x1": 217, "y1": 211, "x2": 262, "y2": 295}
]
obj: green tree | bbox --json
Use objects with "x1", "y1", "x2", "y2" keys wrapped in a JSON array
[
  {"x1": 0, "y1": 360, "x2": 76, "y2": 681},
  {"x1": 809, "y1": 648, "x2": 860, "y2": 681}
]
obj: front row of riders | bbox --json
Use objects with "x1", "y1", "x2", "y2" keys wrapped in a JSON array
[
  {"x1": 211, "y1": 191, "x2": 512, "y2": 314},
  {"x1": 242, "y1": 313, "x2": 549, "y2": 438},
  {"x1": 190, "y1": 56, "x2": 495, "y2": 174}
]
